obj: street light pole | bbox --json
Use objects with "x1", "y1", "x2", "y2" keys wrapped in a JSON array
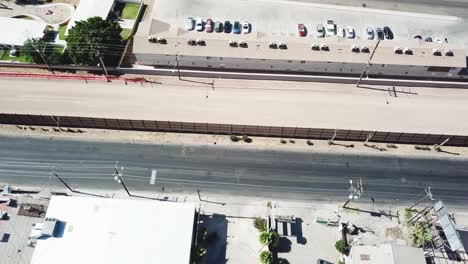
[
  {"x1": 95, "y1": 50, "x2": 109, "y2": 80},
  {"x1": 175, "y1": 52, "x2": 182, "y2": 80},
  {"x1": 357, "y1": 39, "x2": 381, "y2": 87},
  {"x1": 113, "y1": 164, "x2": 131, "y2": 197},
  {"x1": 409, "y1": 187, "x2": 434, "y2": 210},
  {"x1": 33, "y1": 45, "x2": 53, "y2": 74}
]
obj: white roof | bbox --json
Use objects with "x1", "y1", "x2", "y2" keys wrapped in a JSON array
[
  {"x1": 31, "y1": 196, "x2": 195, "y2": 264},
  {"x1": 0, "y1": 17, "x2": 47, "y2": 46},
  {"x1": 351, "y1": 244, "x2": 426, "y2": 264},
  {"x1": 65, "y1": 0, "x2": 115, "y2": 35}
]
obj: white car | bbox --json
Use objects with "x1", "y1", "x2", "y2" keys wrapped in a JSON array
[
  {"x1": 346, "y1": 26, "x2": 355, "y2": 39},
  {"x1": 185, "y1": 17, "x2": 194, "y2": 31},
  {"x1": 366, "y1": 27, "x2": 374, "y2": 40},
  {"x1": 337, "y1": 26, "x2": 345, "y2": 37},
  {"x1": 326, "y1": 21, "x2": 336, "y2": 36},
  {"x1": 435, "y1": 38, "x2": 443, "y2": 43},
  {"x1": 242, "y1": 20, "x2": 250, "y2": 34},
  {"x1": 316, "y1": 24, "x2": 325, "y2": 38},
  {"x1": 195, "y1": 18, "x2": 203, "y2": 31}
]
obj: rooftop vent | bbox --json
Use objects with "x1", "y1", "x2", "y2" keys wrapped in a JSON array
[
  {"x1": 361, "y1": 46, "x2": 370, "y2": 53},
  {"x1": 351, "y1": 45, "x2": 360, "y2": 53},
  {"x1": 229, "y1": 40, "x2": 237, "y2": 47},
  {"x1": 393, "y1": 47, "x2": 403, "y2": 54},
  {"x1": 320, "y1": 44, "x2": 329, "y2": 51},
  {"x1": 432, "y1": 48, "x2": 442, "y2": 56},
  {"x1": 311, "y1": 44, "x2": 320, "y2": 51},
  {"x1": 278, "y1": 42, "x2": 287, "y2": 49},
  {"x1": 148, "y1": 36, "x2": 157, "y2": 43},
  {"x1": 187, "y1": 39, "x2": 196, "y2": 46},
  {"x1": 404, "y1": 48, "x2": 413, "y2": 55},
  {"x1": 269, "y1": 42, "x2": 277, "y2": 49},
  {"x1": 239, "y1": 41, "x2": 248, "y2": 48},
  {"x1": 156, "y1": 37, "x2": 167, "y2": 44},
  {"x1": 445, "y1": 49, "x2": 454, "y2": 56}
]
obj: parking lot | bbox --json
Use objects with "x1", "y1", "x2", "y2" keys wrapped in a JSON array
[{"x1": 152, "y1": 0, "x2": 468, "y2": 47}]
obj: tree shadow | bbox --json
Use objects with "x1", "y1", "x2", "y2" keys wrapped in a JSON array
[
  {"x1": 277, "y1": 236, "x2": 292, "y2": 253},
  {"x1": 198, "y1": 214, "x2": 228, "y2": 263}
]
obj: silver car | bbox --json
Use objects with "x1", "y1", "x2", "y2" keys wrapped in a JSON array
[
  {"x1": 366, "y1": 27, "x2": 374, "y2": 40},
  {"x1": 316, "y1": 24, "x2": 325, "y2": 38},
  {"x1": 185, "y1": 17, "x2": 194, "y2": 31}
]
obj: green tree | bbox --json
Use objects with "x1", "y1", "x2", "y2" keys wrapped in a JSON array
[
  {"x1": 260, "y1": 250, "x2": 273, "y2": 264},
  {"x1": 66, "y1": 17, "x2": 123, "y2": 66},
  {"x1": 335, "y1": 239, "x2": 347, "y2": 254},
  {"x1": 259, "y1": 231, "x2": 280, "y2": 248},
  {"x1": 254, "y1": 218, "x2": 267, "y2": 232},
  {"x1": 21, "y1": 38, "x2": 47, "y2": 64}
]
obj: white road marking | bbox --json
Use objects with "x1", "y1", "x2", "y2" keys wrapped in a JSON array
[{"x1": 150, "y1": 169, "x2": 157, "y2": 185}]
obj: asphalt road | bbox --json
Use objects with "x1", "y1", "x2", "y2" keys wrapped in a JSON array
[{"x1": 0, "y1": 135, "x2": 467, "y2": 205}]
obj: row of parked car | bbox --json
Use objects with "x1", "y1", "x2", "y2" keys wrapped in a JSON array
[
  {"x1": 298, "y1": 20, "x2": 394, "y2": 40},
  {"x1": 186, "y1": 17, "x2": 251, "y2": 34},
  {"x1": 414, "y1": 35, "x2": 448, "y2": 43}
]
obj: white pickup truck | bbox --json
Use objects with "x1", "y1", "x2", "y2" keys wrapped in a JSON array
[{"x1": 326, "y1": 20, "x2": 336, "y2": 36}]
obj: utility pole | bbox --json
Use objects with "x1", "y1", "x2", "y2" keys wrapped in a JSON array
[
  {"x1": 175, "y1": 52, "x2": 182, "y2": 80},
  {"x1": 343, "y1": 178, "x2": 363, "y2": 208},
  {"x1": 95, "y1": 50, "x2": 109, "y2": 80},
  {"x1": 409, "y1": 187, "x2": 434, "y2": 210},
  {"x1": 113, "y1": 162, "x2": 131, "y2": 197},
  {"x1": 51, "y1": 170, "x2": 76, "y2": 193},
  {"x1": 357, "y1": 39, "x2": 381, "y2": 87},
  {"x1": 33, "y1": 44, "x2": 53, "y2": 74}
]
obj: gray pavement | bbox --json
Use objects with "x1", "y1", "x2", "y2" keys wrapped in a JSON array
[{"x1": 1, "y1": 135, "x2": 468, "y2": 205}]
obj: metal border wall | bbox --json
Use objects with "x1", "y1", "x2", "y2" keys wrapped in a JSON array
[{"x1": 1, "y1": 113, "x2": 467, "y2": 146}]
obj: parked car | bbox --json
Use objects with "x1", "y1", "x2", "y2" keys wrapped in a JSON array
[
  {"x1": 326, "y1": 20, "x2": 336, "y2": 36},
  {"x1": 317, "y1": 259, "x2": 333, "y2": 264},
  {"x1": 242, "y1": 20, "x2": 250, "y2": 34},
  {"x1": 298, "y1": 23, "x2": 306, "y2": 37},
  {"x1": 214, "y1": 21, "x2": 223, "y2": 33},
  {"x1": 223, "y1": 21, "x2": 232, "y2": 33},
  {"x1": 0, "y1": 211, "x2": 7, "y2": 220},
  {"x1": 195, "y1": 18, "x2": 203, "y2": 31},
  {"x1": 337, "y1": 26, "x2": 345, "y2": 37},
  {"x1": 346, "y1": 26, "x2": 355, "y2": 39},
  {"x1": 383, "y1": 26, "x2": 393, "y2": 39},
  {"x1": 366, "y1": 27, "x2": 374, "y2": 40},
  {"x1": 316, "y1": 24, "x2": 325, "y2": 38},
  {"x1": 205, "y1": 18, "x2": 213, "y2": 33},
  {"x1": 233, "y1": 21, "x2": 241, "y2": 34},
  {"x1": 414, "y1": 35, "x2": 422, "y2": 40},
  {"x1": 376, "y1": 28, "x2": 384, "y2": 40},
  {"x1": 425, "y1": 37, "x2": 433, "y2": 42},
  {"x1": 185, "y1": 17, "x2": 195, "y2": 31},
  {"x1": 435, "y1": 37, "x2": 443, "y2": 43}
]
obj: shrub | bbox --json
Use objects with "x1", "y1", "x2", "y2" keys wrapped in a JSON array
[
  {"x1": 414, "y1": 145, "x2": 431, "y2": 151},
  {"x1": 259, "y1": 231, "x2": 280, "y2": 248},
  {"x1": 335, "y1": 239, "x2": 347, "y2": 254},
  {"x1": 260, "y1": 250, "x2": 273, "y2": 264},
  {"x1": 306, "y1": 140, "x2": 314, "y2": 146},
  {"x1": 280, "y1": 139, "x2": 287, "y2": 144},
  {"x1": 289, "y1": 139, "x2": 295, "y2": 144},
  {"x1": 410, "y1": 222, "x2": 432, "y2": 246},
  {"x1": 242, "y1": 135, "x2": 253, "y2": 143},
  {"x1": 230, "y1": 134, "x2": 240, "y2": 142},
  {"x1": 254, "y1": 217, "x2": 267, "y2": 231},
  {"x1": 387, "y1": 143, "x2": 398, "y2": 148}
]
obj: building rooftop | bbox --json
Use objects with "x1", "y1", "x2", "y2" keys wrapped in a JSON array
[
  {"x1": 0, "y1": 17, "x2": 47, "y2": 46},
  {"x1": 65, "y1": 0, "x2": 115, "y2": 35},
  {"x1": 134, "y1": 6, "x2": 466, "y2": 68},
  {"x1": 31, "y1": 196, "x2": 196, "y2": 264},
  {"x1": 350, "y1": 244, "x2": 426, "y2": 264}
]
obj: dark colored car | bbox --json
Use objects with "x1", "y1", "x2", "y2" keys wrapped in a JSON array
[
  {"x1": 425, "y1": 37, "x2": 433, "y2": 42},
  {"x1": 233, "y1": 21, "x2": 241, "y2": 34},
  {"x1": 376, "y1": 28, "x2": 384, "y2": 40},
  {"x1": 383, "y1": 26, "x2": 393, "y2": 39},
  {"x1": 414, "y1": 35, "x2": 422, "y2": 40},
  {"x1": 223, "y1": 21, "x2": 232, "y2": 33},
  {"x1": 214, "y1": 21, "x2": 223, "y2": 33}
]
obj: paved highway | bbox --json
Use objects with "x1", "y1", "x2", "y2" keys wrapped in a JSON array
[{"x1": 0, "y1": 135, "x2": 467, "y2": 205}]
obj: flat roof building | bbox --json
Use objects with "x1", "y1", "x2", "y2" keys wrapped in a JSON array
[
  {"x1": 349, "y1": 244, "x2": 426, "y2": 264},
  {"x1": 0, "y1": 17, "x2": 47, "y2": 47},
  {"x1": 31, "y1": 196, "x2": 196, "y2": 264}
]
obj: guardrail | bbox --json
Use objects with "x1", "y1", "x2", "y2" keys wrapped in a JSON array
[{"x1": 1, "y1": 113, "x2": 467, "y2": 147}]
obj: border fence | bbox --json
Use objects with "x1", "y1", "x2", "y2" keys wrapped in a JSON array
[{"x1": 1, "y1": 113, "x2": 467, "y2": 147}]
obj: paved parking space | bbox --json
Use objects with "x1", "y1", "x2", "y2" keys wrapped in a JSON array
[{"x1": 152, "y1": 0, "x2": 468, "y2": 47}]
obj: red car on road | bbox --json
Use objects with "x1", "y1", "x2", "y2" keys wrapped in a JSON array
[
  {"x1": 298, "y1": 23, "x2": 306, "y2": 37},
  {"x1": 205, "y1": 18, "x2": 213, "y2": 33}
]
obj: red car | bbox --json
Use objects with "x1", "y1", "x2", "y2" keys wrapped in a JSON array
[
  {"x1": 298, "y1": 23, "x2": 306, "y2": 37},
  {"x1": 205, "y1": 18, "x2": 213, "y2": 33}
]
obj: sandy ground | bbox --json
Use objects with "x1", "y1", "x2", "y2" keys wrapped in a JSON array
[{"x1": 1, "y1": 76, "x2": 468, "y2": 136}]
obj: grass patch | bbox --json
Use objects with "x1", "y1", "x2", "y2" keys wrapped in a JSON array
[
  {"x1": 59, "y1": 25, "x2": 67, "y2": 40},
  {"x1": 0, "y1": 50, "x2": 33, "y2": 63},
  {"x1": 121, "y1": 3, "x2": 140, "y2": 19},
  {"x1": 120, "y1": 28, "x2": 132, "y2": 40}
]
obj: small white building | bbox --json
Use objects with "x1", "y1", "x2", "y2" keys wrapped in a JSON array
[
  {"x1": 65, "y1": 0, "x2": 116, "y2": 35},
  {"x1": 0, "y1": 17, "x2": 47, "y2": 47},
  {"x1": 31, "y1": 196, "x2": 196, "y2": 264},
  {"x1": 349, "y1": 244, "x2": 426, "y2": 264}
]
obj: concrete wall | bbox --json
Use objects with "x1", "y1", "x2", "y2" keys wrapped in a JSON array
[{"x1": 135, "y1": 53, "x2": 464, "y2": 79}]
